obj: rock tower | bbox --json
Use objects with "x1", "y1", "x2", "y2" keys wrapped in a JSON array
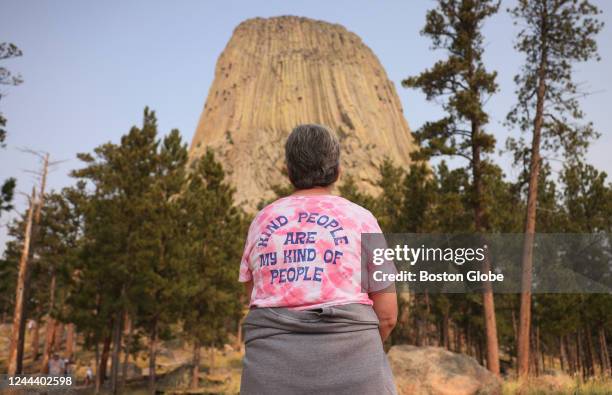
[{"x1": 189, "y1": 16, "x2": 416, "y2": 209}]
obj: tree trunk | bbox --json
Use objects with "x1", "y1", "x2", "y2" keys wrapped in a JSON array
[
  {"x1": 110, "y1": 311, "x2": 123, "y2": 394},
  {"x1": 7, "y1": 190, "x2": 35, "y2": 375},
  {"x1": 512, "y1": 308, "x2": 518, "y2": 343},
  {"x1": 40, "y1": 316, "x2": 56, "y2": 374},
  {"x1": 476, "y1": 338, "x2": 484, "y2": 366},
  {"x1": 121, "y1": 313, "x2": 132, "y2": 390},
  {"x1": 148, "y1": 319, "x2": 158, "y2": 394},
  {"x1": 479, "y1": 238, "x2": 500, "y2": 375},
  {"x1": 568, "y1": 335, "x2": 578, "y2": 375},
  {"x1": 94, "y1": 342, "x2": 100, "y2": 388},
  {"x1": 423, "y1": 292, "x2": 431, "y2": 346},
  {"x1": 40, "y1": 267, "x2": 57, "y2": 373},
  {"x1": 518, "y1": 21, "x2": 548, "y2": 377},
  {"x1": 65, "y1": 324, "x2": 75, "y2": 359},
  {"x1": 482, "y1": 282, "x2": 499, "y2": 374},
  {"x1": 17, "y1": 159, "x2": 49, "y2": 373},
  {"x1": 536, "y1": 325, "x2": 543, "y2": 374},
  {"x1": 31, "y1": 319, "x2": 39, "y2": 361},
  {"x1": 191, "y1": 340, "x2": 201, "y2": 389},
  {"x1": 559, "y1": 335, "x2": 567, "y2": 373},
  {"x1": 95, "y1": 341, "x2": 100, "y2": 374},
  {"x1": 472, "y1": 130, "x2": 500, "y2": 375},
  {"x1": 598, "y1": 327, "x2": 610, "y2": 376},
  {"x1": 442, "y1": 310, "x2": 450, "y2": 350},
  {"x1": 96, "y1": 328, "x2": 112, "y2": 393},
  {"x1": 415, "y1": 295, "x2": 424, "y2": 347},
  {"x1": 455, "y1": 323, "x2": 463, "y2": 353},
  {"x1": 209, "y1": 345, "x2": 216, "y2": 375},
  {"x1": 464, "y1": 322, "x2": 472, "y2": 357},
  {"x1": 564, "y1": 336, "x2": 571, "y2": 374},
  {"x1": 16, "y1": 261, "x2": 34, "y2": 374},
  {"x1": 530, "y1": 325, "x2": 538, "y2": 376},
  {"x1": 577, "y1": 330, "x2": 585, "y2": 378},
  {"x1": 53, "y1": 321, "x2": 64, "y2": 352},
  {"x1": 585, "y1": 325, "x2": 597, "y2": 376}
]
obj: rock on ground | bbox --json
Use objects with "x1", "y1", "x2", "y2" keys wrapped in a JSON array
[{"x1": 388, "y1": 345, "x2": 501, "y2": 395}]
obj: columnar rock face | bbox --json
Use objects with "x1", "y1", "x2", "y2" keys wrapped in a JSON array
[{"x1": 189, "y1": 16, "x2": 416, "y2": 209}]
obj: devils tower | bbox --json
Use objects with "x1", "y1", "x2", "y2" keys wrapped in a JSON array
[{"x1": 189, "y1": 16, "x2": 416, "y2": 209}]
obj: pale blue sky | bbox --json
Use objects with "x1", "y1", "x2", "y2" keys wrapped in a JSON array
[{"x1": 1, "y1": 0, "x2": 611, "y2": 251}]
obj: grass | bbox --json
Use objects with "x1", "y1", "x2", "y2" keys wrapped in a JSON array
[{"x1": 503, "y1": 377, "x2": 612, "y2": 395}]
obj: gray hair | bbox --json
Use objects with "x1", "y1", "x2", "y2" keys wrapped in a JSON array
[{"x1": 285, "y1": 124, "x2": 340, "y2": 190}]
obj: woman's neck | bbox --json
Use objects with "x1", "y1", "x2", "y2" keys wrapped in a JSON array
[{"x1": 291, "y1": 186, "x2": 334, "y2": 197}]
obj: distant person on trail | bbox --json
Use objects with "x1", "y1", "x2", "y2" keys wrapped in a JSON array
[
  {"x1": 48, "y1": 354, "x2": 63, "y2": 376},
  {"x1": 63, "y1": 358, "x2": 72, "y2": 375},
  {"x1": 239, "y1": 124, "x2": 398, "y2": 395},
  {"x1": 85, "y1": 365, "x2": 94, "y2": 385}
]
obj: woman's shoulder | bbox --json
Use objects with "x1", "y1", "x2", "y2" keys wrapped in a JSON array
[
  {"x1": 252, "y1": 194, "x2": 378, "y2": 225},
  {"x1": 328, "y1": 195, "x2": 377, "y2": 220}
]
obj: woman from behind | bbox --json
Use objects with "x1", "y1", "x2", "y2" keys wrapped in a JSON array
[{"x1": 239, "y1": 124, "x2": 397, "y2": 395}]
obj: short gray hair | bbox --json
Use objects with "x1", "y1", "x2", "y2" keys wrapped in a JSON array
[{"x1": 285, "y1": 124, "x2": 340, "y2": 190}]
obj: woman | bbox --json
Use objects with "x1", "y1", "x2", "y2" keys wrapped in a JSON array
[{"x1": 239, "y1": 124, "x2": 397, "y2": 395}]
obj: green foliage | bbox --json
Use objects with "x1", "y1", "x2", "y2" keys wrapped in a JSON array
[
  {"x1": 506, "y1": 0, "x2": 604, "y2": 171},
  {"x1": 0, "y1": 184, "x2": 86, "y2": 327},
  {"x1": 402, "y1": 0, "x2": 499, "y2": 164},
  {"x1": 35, "y1": 187, "x2": 85, "y2": 321},
  {"x1": 181, "y1": 149, "x2": 246, "y2": 346},
  {"x1": 66, "y1": 108, "x2": 246, "y2": 354},
  {"x1": 561, "y1": 161, "x2": 611, "y2": 233},
  {"x1": 0, "y1": 212, "x2": 25, "y2": 317},
  {"x1": 69, "y1": 108, "x2": 161, "y2": 345},
  {"x1": 0, "y1": 177, "x2": 16, "y2": 215},
  {"x1": 0, "y1": 42, "x2": 24, "y2": 146},
  {"x1": 0, "y1": 42, "x2": 22, "y2": 216}
]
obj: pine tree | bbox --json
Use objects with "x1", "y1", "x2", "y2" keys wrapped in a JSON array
[
  {"x1": 376, "y1": 160, "x2": 410, "y2": 233},
  {"x1": 70, "y1": 108, "x2": 159, "y2": 391},
  {"x1": 507, "y1": 0, "x2": 604, "y2": 377},
  {"x1": 403, "y1": 0, "x2": 502, "y2": 374},
  {"x1": 34, "y1": 188, "x2": 84, "y2": 372},
  {"x1": 181, "y1": 149, "x2": 245, "y2": 389},
  {"x1": 135, "y1": 128, "x2": 188, "y2": 394}
]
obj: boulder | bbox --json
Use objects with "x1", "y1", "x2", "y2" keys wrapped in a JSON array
[{"x1": 388, "y1": 345, "x2": 501, "y2": 395}]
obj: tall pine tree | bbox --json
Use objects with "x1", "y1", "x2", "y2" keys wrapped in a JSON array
[
  {"x1": 403, "y1": 0, "x2": 502, "y2": 374},
  {"x1": 507, "y1": 0, "x2": 603, "y2": 377},
  {"x1": 181, "y1": 149, "x2": 245, "y2": 389}
]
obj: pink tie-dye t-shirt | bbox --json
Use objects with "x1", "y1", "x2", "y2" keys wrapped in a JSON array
[{"x1": 239, "y1": 194, "x2": 384, "y2": 310}]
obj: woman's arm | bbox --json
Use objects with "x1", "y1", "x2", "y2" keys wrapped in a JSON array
[{"x1": 369, "y1": 291, "x2": 397, "y2": 342}]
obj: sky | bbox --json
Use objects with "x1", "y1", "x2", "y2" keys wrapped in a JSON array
[{"x1": 1, "y1": 0, "x2": 611, "y2": 251}]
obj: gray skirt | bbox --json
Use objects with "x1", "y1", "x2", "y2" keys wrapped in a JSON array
[{"x1": 240, "y1": 303, "x2": 397, "y2": 395}]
